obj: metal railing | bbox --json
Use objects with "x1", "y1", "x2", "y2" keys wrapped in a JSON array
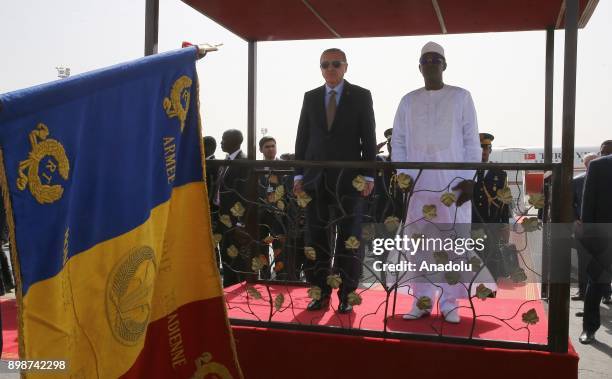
[{"x1": 206, "y1": 159, "x2": 568, "y2": 352}]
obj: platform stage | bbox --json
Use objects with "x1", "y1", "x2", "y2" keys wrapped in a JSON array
[{"x1": 226, "y1": 283, "x2": 578, "y2": 379}]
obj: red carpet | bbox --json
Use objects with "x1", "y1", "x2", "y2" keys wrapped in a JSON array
[
  {"x1": 226, "y1": 283, "x2": 548, "y2": 344},
  {"x1": 1, "y1": 298, "x2": 19, "y2": 360},
  {"x1": 227, "y1": 283, "x2": 578, "y2": 379}
]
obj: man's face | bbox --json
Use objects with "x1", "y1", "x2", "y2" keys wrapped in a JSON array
[
  {"x1": 260, "y1": 140, "x2": 277, "y2": 160},
  {"x1": 481, "y1": 145, "x2": 491, "y2": 163},
  {"x1": 600, "y1": 143, "x2": 612, "y2": 156},
  {"x1": 320, "y1": 51, "x2": 347, "y2": 88},
  {"x1": 419, "y1": 52, "x2": 446, "y2": 82},
  {"x1": 221, "y1": 133, "x2": 238, "y2": 154}
]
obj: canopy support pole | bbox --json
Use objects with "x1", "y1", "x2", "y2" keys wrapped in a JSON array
[
  {"x1": 144, "y1": 0, "x2": 159, "y2": 56},
  {"x1": 247, "y1": 41, "x2": 257, "y2": 160},
  {"x1": 548, "y1": 0, "x2": 578, "y2": 353}
]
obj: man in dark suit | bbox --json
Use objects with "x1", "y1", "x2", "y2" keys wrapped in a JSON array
[
  {"x1": 571, "y1": 152, "x2": 598, "y2": 301},
  {"x1": 215, "y1": 129, "x2": 250, "y2": 287},
  {"x1": 579, "y1": 140, "x2": 612, "y2": 344},
  {"x1": 472, "y1": 133, "x2": 512, "y2": 278},
  {"x1": 294, "y1": 48, "x2": 377, "y2": 313}
]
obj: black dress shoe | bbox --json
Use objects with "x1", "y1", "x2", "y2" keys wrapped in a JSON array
[
  {"x1": 338, "y1": 302, "x2": 353, "y2": 314},
  {"x1": 307, "y1": 297, "x2": 330, "y2": 311},
  {"x1": 571, "y1": 294, "x2": 584, "y2": 301},
  {"x1": 602, "y1": 296, "x2": 612, "y2": 305},
  {"x1": 579, "y1": 330, "x2": 595, "y2": 344}
]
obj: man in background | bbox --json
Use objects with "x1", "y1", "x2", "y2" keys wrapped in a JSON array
[
  {"x1": 579, "y1": 140, "x2": 612, "y2": 344},
  {"x1": 572, "y1": 152, "x2": 598, "y2": 302},
  {"x1": 215, "y1": 129, "x2": 249, "y2": 287},
  {"x1": 257, "y1": 136, "x2": 286, "y2": 279}
]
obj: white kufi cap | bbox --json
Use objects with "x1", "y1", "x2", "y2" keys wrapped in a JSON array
[{"x1": 421, "y1": 41, "x2": 445, "y2": 58}]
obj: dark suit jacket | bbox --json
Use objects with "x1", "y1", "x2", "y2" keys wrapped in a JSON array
[
  {"x1": 581, "y1": 155, "x2": 612, "y2": 266},
  {"x1": 294, "y1": 80, "x2": 376, "y2": 192},
  {"x1": 572, "y1": 173, "x2": 586, "y2": 221},
  {"x1": 218, "y1": 151, "x2": 249, "y2": 225}
]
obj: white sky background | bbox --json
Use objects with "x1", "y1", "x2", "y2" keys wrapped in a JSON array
[{"x1": 1, "y1": 0, "x2": 610, "y2": 159}]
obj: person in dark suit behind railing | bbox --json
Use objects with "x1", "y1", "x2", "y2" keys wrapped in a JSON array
[
  {"x1": 571, "y1": 152, "x2": 598, "y2": 302},
  {"x1": 257, "y1": 136, "x2": 286, "y2": 279},
  {"x1": 293, "y1": 48, "x2": 377, "y2": 313},
  {"x1": 214, "y1": 129, "x2": 250, "y2": 287},
  {"x1": 578, "y1": 140, "x2": 612, "y2": 344}
]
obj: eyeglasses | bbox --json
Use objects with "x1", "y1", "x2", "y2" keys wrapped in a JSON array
[
  {"x1": 419, "y1": 56, "x2": 445, "y2": 65},
  {"x1": 320, "y1": 60, "x2": 346, "y2": 69}
]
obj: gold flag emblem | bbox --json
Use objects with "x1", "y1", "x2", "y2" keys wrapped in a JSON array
[
  {"x1": 163, "y1": 75, "x2": 193, "y2": 132},
  {"x1": 17, "y1": 123, "x2": 70, "y2": 204}
]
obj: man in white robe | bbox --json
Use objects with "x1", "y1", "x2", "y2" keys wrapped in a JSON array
[{"x1": 390, "y1": 41, "x2": 482, "y2": 323}]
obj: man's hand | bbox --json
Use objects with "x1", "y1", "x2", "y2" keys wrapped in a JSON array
[
  {"x1": 451, "y1": 180, "x2": 474, "y2": 207},
  {"x1": 376, "y1": 141, "x2": 387, "y2": 154},
  {"x1": 362, "y1": 181, "x2": 374, "y2": 197},
  {"x1": 293, "y1": 179, "x2": 304, "y2": 196}
]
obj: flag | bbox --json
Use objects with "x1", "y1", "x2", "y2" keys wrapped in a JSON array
[{"x1": 0, "y1": 47, "x2": 242, "y2": 378}]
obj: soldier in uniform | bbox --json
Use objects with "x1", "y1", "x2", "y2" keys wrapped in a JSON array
[{"x1": 472, "y1": 133, "x2": 512, "y2": 278}]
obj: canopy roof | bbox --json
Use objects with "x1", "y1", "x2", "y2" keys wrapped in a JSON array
[{"x1": 182, "y1": 0, "x2": 598, "y2": 41}]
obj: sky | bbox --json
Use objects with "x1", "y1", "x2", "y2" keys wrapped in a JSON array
[{"x1": 1, "y1": 0, "x2": 611, "y2": 159}]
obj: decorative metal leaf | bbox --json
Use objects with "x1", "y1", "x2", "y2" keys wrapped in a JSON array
[
  {"x1": 433, "y1": 251, "x2": 449, "y2": 264},
  {"x1": 269, "y1": 174, "x2": 279, "y2": 184},
  {"x1": 307, "y1": 286, "x2": 321, "y2": 301},
  {"x1": 352, "y1": 175, "x2": 366, "y2": 192},
  {"x1": 263, "y1": 235, "x2": 274, "y2": 245},
  {"x1": 246, "y1": 286, "x2": 262, "y2": 300},
  {"x1": 345, "y1": 236, "x2": 360, "y2": 250},
  {"x1": 471, "y1": 228, "x2": 486, "y2": 241},
  {"x1": 496, "y1": 186, "x2": 513, "y2": 205},
  {"x1": 230, "y1": 202, "x2": 246, "y2": 217},
  {"x1": 528, "y1": 193, "x2": 545, "y2": 209},
  {"x1": 522, "y1": 308, "x2": 539, "y2": 325},
  {"x1": 274, "y1": 293, "x2": 285, "y2": 311},
  {"x1": 476, "y1": 283, "x2": 493, "y2": 300},
  {"x1": 251, "y1": 255, "x2": 266, "y2": 271},
  {"x1": 219, "y1": 214, "x2": 232, "y2": 228},
  {"x1": 347, "y1": 291, "x2": 362, "y2": 306},
  {"x1": 422, "y1": 204, "x2": 437, "y2": 220},
  {"x1": 444, "y1": 271, "x2": 460, "y2": 285},
  {"x1": 304, "y1": 246, "x2": 316, "y2": 261},
  {"x1": 440, "y1": 192, "x2": 457, "y2": 207},
  {"x1": 326, "y1": 274, "x2": 342, "y2": 289},
  {"x1": 296, "y1": 192, "x2": 312, "y2": 208},
  {"x1": 361, "y1": 224, "x2": 375, "y2": 241},
  {"x1": 275, "y1": 185, "x2": 285, "y2": 198},
  {"x1": 276, "y1": 200, "x2": 285, "y2": 210},
  {"x1": 227, "y1": 245, "x2": 239, "y2": 258},
  {"x1": 416, "y1": 296, "x2": 432, "y2": 311},
  {"x1": 213, "y1": 233, "x2": 223, "y2": 244},
  {"x1": 384, "y1": 216, "x2": 400, "y2": 232},
  {"x1": 511, "y1": 268, "x2": 527, "y2": 283},
  {"x1": 520, "y1": 217, "x2": 540, "y2": 232},
  {"x1": 396, "y1": 173, "x2": 413, "y2": 191}
]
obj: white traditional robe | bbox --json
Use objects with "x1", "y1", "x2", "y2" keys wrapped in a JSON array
[{"x1": 388, "y1": 85, "x2": 494, "y2": 313}]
